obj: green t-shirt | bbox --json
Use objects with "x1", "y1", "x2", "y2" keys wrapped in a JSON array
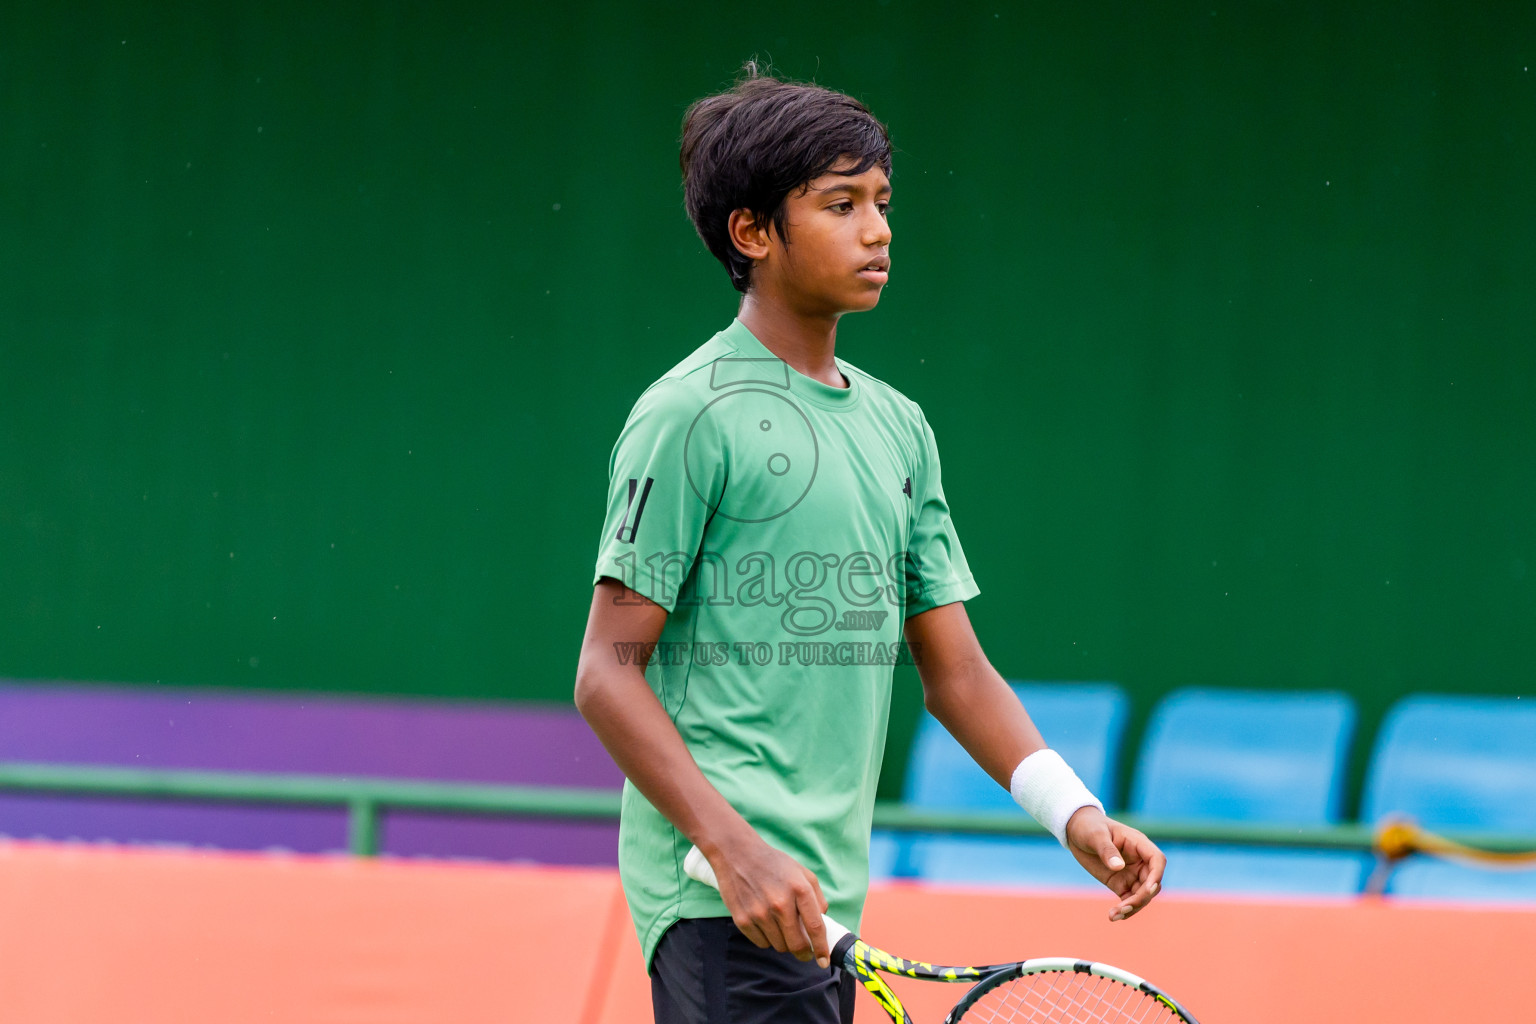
[{"x1": 592, "y1": 318, "x2": 979, "y2": 967}]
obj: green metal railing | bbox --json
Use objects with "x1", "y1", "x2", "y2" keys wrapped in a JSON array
[
  {"x1": 0, "y1": 762, "x2": 619, "y2": 856},
  {"x1": 3, "y1": 761, "x2": 1533, "y2": 857}
]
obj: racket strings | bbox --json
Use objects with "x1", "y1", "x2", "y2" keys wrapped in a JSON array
[{"x1": 961, "y1": 971, "x2": 1182, "y2": 1024}]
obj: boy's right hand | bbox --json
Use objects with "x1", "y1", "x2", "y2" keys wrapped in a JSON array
[
  {"x1": 576, "y1": 583, "x2": 831, "y2": 967},
  {"x1": 704, "y1": 838, "x2": 832, "y2": 969}
]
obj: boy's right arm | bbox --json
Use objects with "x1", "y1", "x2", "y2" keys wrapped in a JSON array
[{"x1": 574, "y1": 577, "x2": 831, "y2": 968}]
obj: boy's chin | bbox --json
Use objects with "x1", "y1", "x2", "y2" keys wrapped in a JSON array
[{"x1": 842, "y1": 289, "x2": 885, "y2": 313}]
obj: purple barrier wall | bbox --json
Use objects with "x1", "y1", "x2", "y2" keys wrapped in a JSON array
[{"x1": 0, "y1": 680, "x2": 622, "y2": 864}]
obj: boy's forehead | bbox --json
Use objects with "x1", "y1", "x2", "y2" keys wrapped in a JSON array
[{"x1": 805, "y1": 159, "x2": 891, "y2": 194}]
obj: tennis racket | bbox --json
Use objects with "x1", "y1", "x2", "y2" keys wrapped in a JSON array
[{"x1": 683, "y1": 846, "x2": 1200, "y2": 1024}]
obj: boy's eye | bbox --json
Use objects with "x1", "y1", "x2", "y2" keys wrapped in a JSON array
[{"x1": 831, "y1": 201, "x2": 854, "y2": 213}]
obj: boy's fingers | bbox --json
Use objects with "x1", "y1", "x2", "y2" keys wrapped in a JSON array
[
  {"x1": 774, "y1": 900, "x2": 814, "y2": 961},
  {"x1": 735, "y1": 916, "x2": 770, "y2": 950},
  {"x1": 1109, "y1": 860, "x2": 1164, "y2": 921},
  {"x1": 796, "y1": 887, "x2": 831, "y2": 968},
  {"x1": 806, "y1": 869, "x2": 830, "y2": 914},
  {"x1": 756, "y1": 911, "x2": 792, "y2": 955},
  {"x1": 1067, "y1": 814, "x2": 1125, "y2": 877},
  {"x1": 1096, "y1": 836, "x2": 1126, "y2": 874},
  {"x1": 1141, "y1": 842, "x2": 1168, "y2": 888},
  {"x1": 1099, "y1": 824, "x2": 1168, "y2": 922},
  {"x1": 1110, "y1": 876, "x2": 1162, "y2": 921}
]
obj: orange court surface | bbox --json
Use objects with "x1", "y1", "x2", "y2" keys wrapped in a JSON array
[{"x1": 1, "y1": 839, "x2": 1531, "y2": 1023}]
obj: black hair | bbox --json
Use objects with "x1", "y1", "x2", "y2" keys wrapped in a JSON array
[{"x1": 680, "y1": 61, "x2": 893, "y2": 292}]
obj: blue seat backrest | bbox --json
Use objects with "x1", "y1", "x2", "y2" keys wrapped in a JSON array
[
  {"x1": 1362, "y1": 694, "x2": 1536, "y2": 834},
  {"x1": 904, "y1": 682, "x2": 1128, "y2": 811},
  {"x1": 1130, "y1": 688, "x2": 1356, "y2": 825}
]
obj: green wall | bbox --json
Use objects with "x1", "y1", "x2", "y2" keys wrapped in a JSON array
[{"x1": 3, "y1": 2, "x2": 1532, "y2": 809}]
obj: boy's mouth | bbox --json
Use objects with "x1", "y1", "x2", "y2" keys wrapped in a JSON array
[{"x1": 858, "y1": 255, "x2": 890, "y2": 284}]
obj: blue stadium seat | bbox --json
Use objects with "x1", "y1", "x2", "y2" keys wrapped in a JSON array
[
  {"x1": 1157, "y1": 843, "x2": 1372, "y2": 896},
  {"x1": 1125, "y1": 688, "x2": 1363, "y2": 896},
  {"x1": 909, "y1": 839, "x2": 1370, "y2": 897},
  {"x1": 907, "y1": 834, "x2": 1103, "y2": 891},
  {"x1": 1131, "y1": 688, "x2": 1356, "y2": 825},
  {"x1": 1385, "y1": 857, "x2": 1536, "y2": 904},
  {"x1": 867, "y1": 830, "x2": 902, "y2": 881},
  {"x1": 1362, "y1": 695, "x2": 1536, "y2": 833},
  {"x1": 1362, "y1": 694, "x2": 1536, "y2": 902},
  {"x1": 872, "y1": 682, "x2": 1127, "y2": 886},
  {"x1": 906, "y1": 682, "x2": 1129, "y2": 810}
]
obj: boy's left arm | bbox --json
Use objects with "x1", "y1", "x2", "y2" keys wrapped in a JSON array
[{"x1": 904, "y1": 601, "x2": 1166, "y2": 921}]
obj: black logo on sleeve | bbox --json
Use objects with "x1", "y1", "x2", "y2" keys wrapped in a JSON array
[
  {"x1": 901, "y1": 476, "x2": 912, "y2": 499},
  {"x1": 615, "y1": 476, "x2": 654, "y2": 543}
]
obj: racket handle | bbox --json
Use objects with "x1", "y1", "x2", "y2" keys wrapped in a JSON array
[
  {"x1": 682, "y1": 844, "x2": 721, "y2": 888},
  {"x1": 682, "y1": 846, "x2": 852, "y2": 951}
]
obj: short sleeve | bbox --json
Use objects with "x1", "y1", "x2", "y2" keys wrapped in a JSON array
[
  {"x1": 593, "y1": 380, "x2": 725, "y2": 612},
  {"x1": 903, "y1": 409, "x2": 980, "y2": 617}
]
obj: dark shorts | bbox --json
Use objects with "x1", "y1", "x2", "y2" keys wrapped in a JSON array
[{"x1": 650, "y1": 917, "x2": 857, "y2": 1024}]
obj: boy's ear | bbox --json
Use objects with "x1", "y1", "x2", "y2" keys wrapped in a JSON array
[{"x1": 728, "y1": 208, "x2": 772, "y2": 262}]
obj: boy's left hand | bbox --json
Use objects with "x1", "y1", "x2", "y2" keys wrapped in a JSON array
[{"x1": 1063, "y1": 807, "x2": 1166, "y2": 922}]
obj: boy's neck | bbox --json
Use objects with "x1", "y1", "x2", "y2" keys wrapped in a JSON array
[{"x1": 737, "y1": 293, "x2": 848, "y2": 390}]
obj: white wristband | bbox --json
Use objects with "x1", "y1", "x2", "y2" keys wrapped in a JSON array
[{"x1": 1009, "y1": 748, "x2": 1103, "y2": 846}]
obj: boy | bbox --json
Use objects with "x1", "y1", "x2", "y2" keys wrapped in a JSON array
[{"x1": 575, "y1": 65, "x2": 1165, "y2": 1023}]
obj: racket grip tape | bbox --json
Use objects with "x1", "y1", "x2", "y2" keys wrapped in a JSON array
[{"x1": 682, "y1": 845, "x2": 853, "y2": 952}]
